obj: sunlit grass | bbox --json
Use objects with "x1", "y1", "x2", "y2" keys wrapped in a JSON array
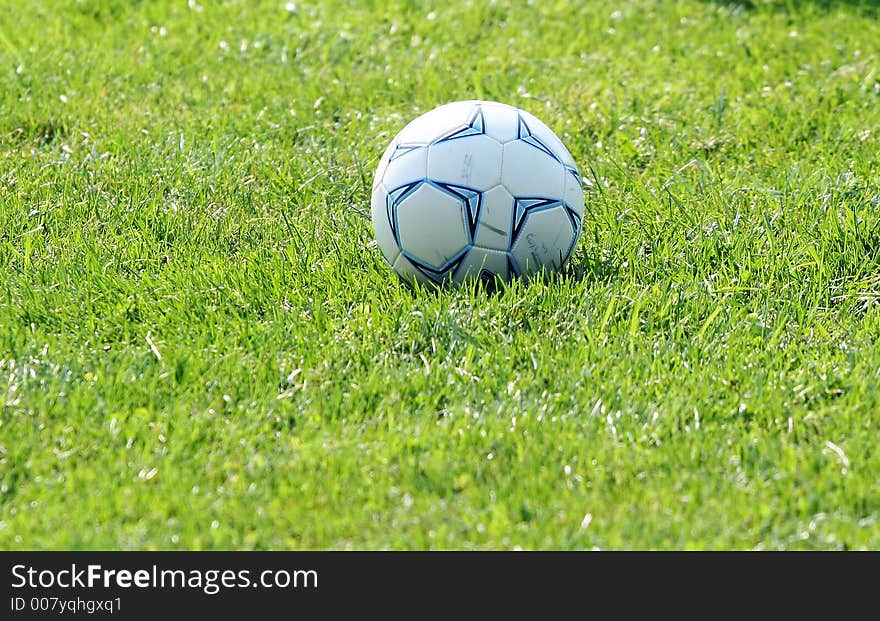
[{"x1": 0, "y1": 0, "x2": 878, "y2": 549}]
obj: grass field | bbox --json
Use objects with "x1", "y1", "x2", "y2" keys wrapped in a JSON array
[{"x1": 1, "y1": 0, "x2": 879, "y2": 549}]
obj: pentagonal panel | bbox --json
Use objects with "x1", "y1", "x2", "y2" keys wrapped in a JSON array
[
  {"x1": 382, "y1": 145, "x2": 428, "y2": 190},
  {"x1": 370, "y1": 182, "x2": 399, "y2": 266},
  {"x1": 501, "y1": 140, "x2": 566, "y2": 199},
  {"x1": 395, "y1": 183, "x2": 469, "y2": 271},
  {"x1": 394, "y1": 101, "x2": 476, "y2": 145},
  {"x1": 479, "y1": 102, "x2": 521, "y2": 144},
  {"x1": 563, "y1": 168, "x2": 585, "y2": 217},
  {"x1": 510, "y1": 203, "x2": 578, "y2": 275},
  {"x1": 517, "y1": 109, "x2": 577, "y2": 168},
  {"x1": 452, "y1": 247, "x2": 510, "y2": 285},
  {"x1": 427, "y1": 134, "x2": 502, "y2": 189},
  {"x1": 474, "y1": 185, "x2": 513, "y2": 251}
]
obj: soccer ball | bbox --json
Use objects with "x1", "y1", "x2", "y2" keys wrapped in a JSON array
[{"x1": 371, "y1": 100, "x2": 585, "y2": 287}]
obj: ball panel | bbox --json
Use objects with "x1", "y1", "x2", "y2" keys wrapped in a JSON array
[
  {"x1": 392, "y1": 253, "x2": 437, "y2": 287},
  {"x1": 510, "y1": 205, "x2": 578, "y2": 275},
  {"x1": 382, "y1": 146, "x2": 428, "y2": 190},
  {"x1": 370, "y1": 183, "x2": 399, "y2": 266},
  {"x1": 473, "y1": 185, "x2": 513, "y2": 251},
  {"x1": 452, "y1": 247, "x2": 510, "y2": 285},
  {"x1": 563, "y1": 168, "x2": 586, "y2": 217},
  {"x1": 517, "y1": 109, "x2": 577, "y2": 169},
  {"x1": 426, "y1": 134, "x2": 502, "y2": 189},
  {"x1": 479, "y1": 102, "x2": 521, "y2": 144},
  {"x1": 394, "y1": 101, "x2": 475, "y2": 145},
  {"x1": 501, "y1": 140, "x2": 566, "y2": 198},
  {"x1": 373, "y1": 138, "x2": 398, "y2": 190},
  {"x1": 395, "y1": 183, "x2": 470, "y2": 271}
]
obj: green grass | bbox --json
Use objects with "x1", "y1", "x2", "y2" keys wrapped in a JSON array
[{"x1": 1, "y1": 0, "x2": 879, "y2": 549}]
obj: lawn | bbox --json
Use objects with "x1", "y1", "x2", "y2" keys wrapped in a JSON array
[{"x1": 1, "y1": 0, "x2": 878, "y2": 549}]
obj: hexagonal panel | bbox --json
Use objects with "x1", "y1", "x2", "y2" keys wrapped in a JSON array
[
  {"x1": 394, "y1": 182, "x2": 470, "y2": 272},
  {"x1": 370, "y1": 182, "x2": 399, "y2": 266},
  {"x1": 427, "y1": 134, "x2": 502, "y2": 189},
  {"x1": 394, "y1": 101, "x2": 476, "y2": 145},
  {"x1": 452, "y1": 247, "x2": 510, "y2": 285},
  {"x1": 382, "y1": 145, "x2": 428, "y2": 190},
  {"x1": 473, "y1": 185, "x2": 513, "y2": 252},
  {"x1": 510, "y1": 202, "x2": 578, "y2": 276},
  {"x1": 479, "y1": 102, "x2": 521, "y2": 144},
  {"x1": 501, "y1": 140, "x2": 566, "y2": 198}
]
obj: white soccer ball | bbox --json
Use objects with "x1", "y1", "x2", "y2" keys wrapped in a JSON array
[{"x1": 371, "y1": 100, "x2": 585, "y2": 287}]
